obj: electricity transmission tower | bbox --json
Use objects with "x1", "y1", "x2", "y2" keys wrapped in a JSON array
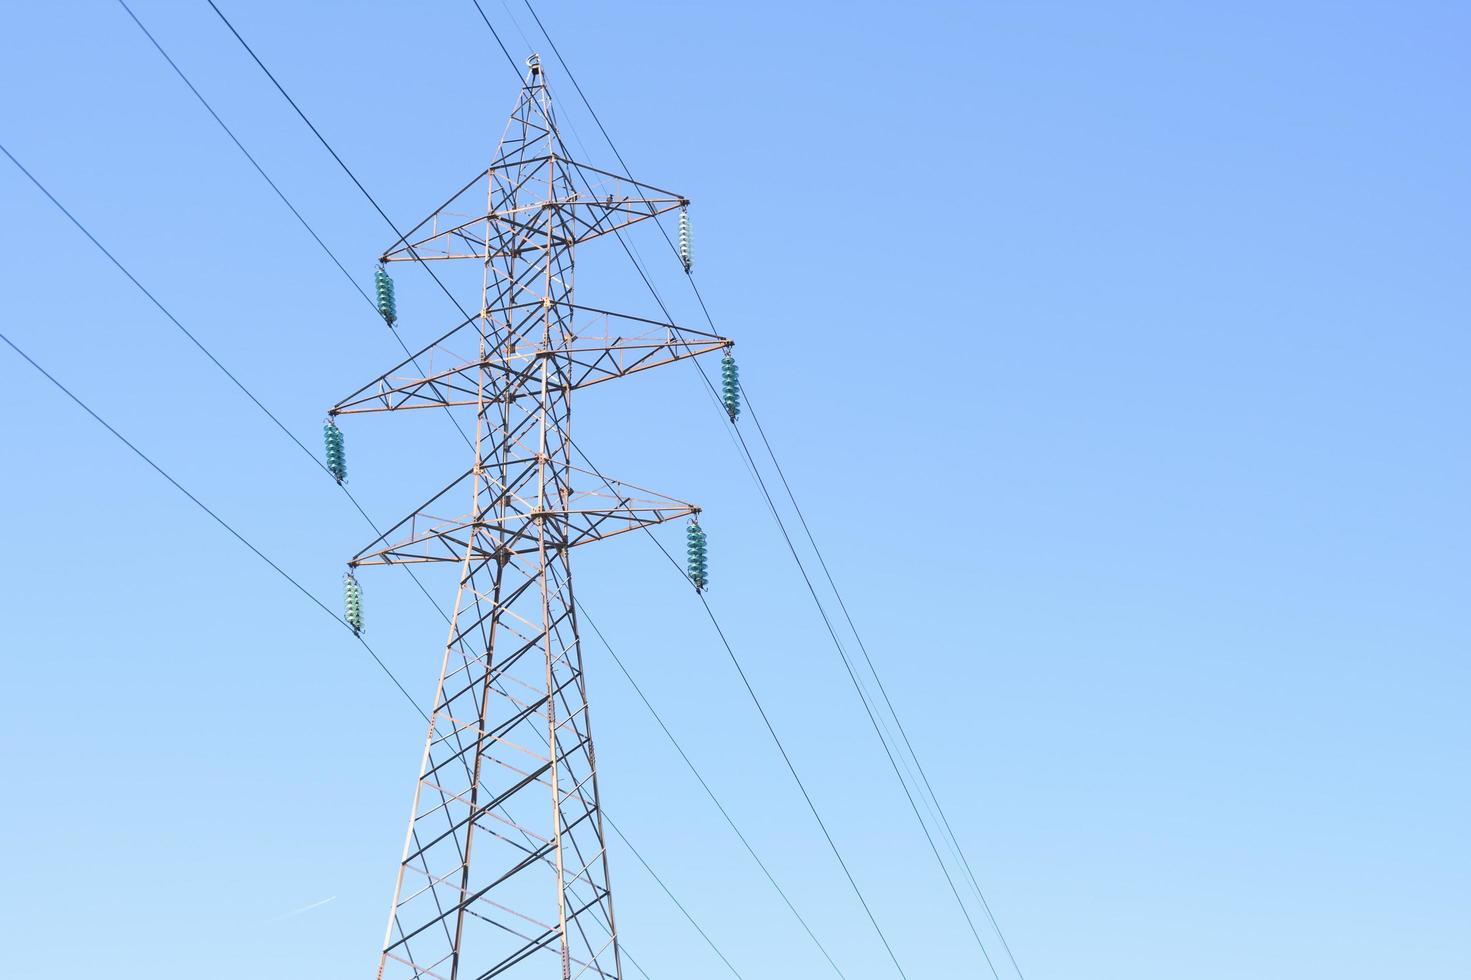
[{"x1": 330, "y1": 55, "x2": 731, "y2": 980}]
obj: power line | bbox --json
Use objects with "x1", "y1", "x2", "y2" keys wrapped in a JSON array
[
  {"x1": 692, "y1": 589, "x2": 911, "y2": 980},
  {"x1": 192, "y1": 7, "x2": 867, "y2": 977},
  {"x1": 690, "y1": 375, "x2": 1004, "y2": 977},
  {"x1": 0, "y1": 326, "x2": 677, "y2": 980},
  {"x1": 194, "y1": 6, "x2": 989, "y2": 975},
  {"x1": 205, "y1": 0, "x2": 396, "y2": 245},
  {"x1": 158, "y1": 5, "x2": 800, "y2": 973},
  {"x1": 565, "y1": 441, "x2": 913, "y2": 978},
  {"x1": 575, "y1": 377, "x2": 996, "y2": 976},
  {"x1": 190, "y1": 12, "x2": 746, "y2": 968},
  {"x1": 744, "y1": 386, "x2": 1029, "y2": 977},
  {"x1": 604, "y1": 818, "x2": 744, "y2": 980},
  {"x1": 456, "y1": 7, "x2": 925, "y2": 975},
  {"x1": 120, "y1": 0, "x2": 484, "y2": 470},
  {"x1": 579, "y1": 606, "x2": 849, "y2": 979},
  {"x1": 575, "y1": 427, "x2": 981, "y2": 978},
  {"x1": 114, "y1": 0, "x2": 375, "y2": 315},
  {"x1": 205, "y1": 0, "x2": 480, "y2": 336},
  {"x1": 0, "y1": 138, "x2": 718, "y2": 980},
  {"x1": 0, "y1": 141, "x2": 321, "y2": 474},
  {"x1": 491, "y1": 4, "x2": 998, "y2": 970},
  {"x1": 25, "y1": 0, "x2": 1027, "y2": 970},
  {"x1": 108, "y1": 10, "x2": 603, "y2": 946},
  {"x1": 0, "y1": 328, "x2": 420, "y2": 713},
  {"x1": 23, "y1": 24, "x2": 658, "y2": 961},
  {"x1": 508, "y1": 8, "x2": 1026, "y2": 976},
  {"x1": 470, "y1": 0, "x2": 524, "y2": 75},
  {"x1": 0, "y1": 134, "x2": 452, "y2": 631},
  {"x1": 577, "y1": 431, "x2": 921, "y2": 980},
  {"x1": 3, "y1": 130, "x2": 452, "y2": 634}
]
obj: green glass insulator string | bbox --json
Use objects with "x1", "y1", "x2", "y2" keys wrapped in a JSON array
[
  {"x1": 344, "y1": 570, "x2": 363, "y2": 634},
  {"x1": 374, "y1": 265, "x2": 397, "y2": 326},
  {"x1": 323, "y1": 417, "x2": 346, "y2": 484},
  {"x1": 686, "y1": 519, "x2": 709, "y2": 592},
  {"x1": 720, "y1": 351, "x2": 740, "y2": 422},
  {"x1": 678, "y1": 207, "x2": 692, "y2": 273}
]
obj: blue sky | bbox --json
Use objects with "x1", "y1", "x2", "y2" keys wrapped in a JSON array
[{"x1": 1, "y1": 2, "x2": 1467, "y2": 978}]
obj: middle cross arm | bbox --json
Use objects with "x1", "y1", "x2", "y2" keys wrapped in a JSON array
[
  {"x1": 332, "y1": 304, "x2": 731, "y2": 416},
  {"x1": 348, "y1": 462, "x2": 699, "y2": 566}
]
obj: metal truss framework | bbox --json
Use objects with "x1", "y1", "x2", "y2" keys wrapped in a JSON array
[{"x1": 338, "y1": 56, "x2": 730, "y2": 980}]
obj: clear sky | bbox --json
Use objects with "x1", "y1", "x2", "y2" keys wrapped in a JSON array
[{"x1": 1, "y1": 2, "x2": 1466, "y2": 978}]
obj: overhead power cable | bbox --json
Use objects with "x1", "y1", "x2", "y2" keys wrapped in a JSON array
[
  {"x1": 743, "y1": 386, "x2": 1029, "y2": 977},
  {"x1": 194, "y1": 6, "x2": 869, "y2": 977},
  {"x1": 0, "y1": 140, "x2": 724, "y2": 980},
  {"x1": 580, "y1": 605, "x2": 848, "y2": 979},
  {"x1": 467, "y1": 0, "x2": 763, "y2": 491},
  {"x1": 9, "y1": 304, "x2": 697, "y2": 980},
  {"x1": 118, "y1": 5, "x2": 799, "y2": 974},
  {"x1": 0, "y1": 142, "x2": 318, "y2": 474},
  {"x1": 457, "y1": 5, "x2": 923, "y2": 976},
  {"x1": 488, "y1": 6, "x2": 1028, "y2": 977},
  {"x1": 0, "y1": 328, "x2": 417, "y2": 715},
  {"x1": 195, "y1": 6, "x2": 997, "y2": 977},
  {"x1": 204, "y1": 0, "x2": 477, "y2": 336},
  {"x1": 82, "y1": 22, "x2": 654, "y2": 963},
  {"x1": 2, "y1": 324, "x2": 688, "y2": 980},
  {"x1": 114, "y1": 0, "x2": 374, "y2": 315},
  {"x1": 693, "y1": 585, "x2": 915, "y2": 978},
  {"x1": 471, "y1": 3, "x2": 950, "y2": 968},
  {"x1": 575, "y1": 230, "x2": 1004, "y2": 972},
  {"x1": 102, "y1": 16, "x2": 645, "y2": 965},
  {"x1": 564, "y1": 439, "x2": 915, "y2": 978},
  {"x1": 0, "y1": 135, "x2": 449, "y2": 627},
  {"x1": 157, "y1": 2, "x2": 1026, "y2": 973}
]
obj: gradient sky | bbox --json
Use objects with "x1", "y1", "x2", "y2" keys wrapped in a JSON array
[{"x1": 1, "y1": 2, "x2": 1467, "y2": 978}]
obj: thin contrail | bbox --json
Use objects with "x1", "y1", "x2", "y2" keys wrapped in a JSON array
[{"x1": 275, "y1": 896, "x2": 336, "y2": 921}]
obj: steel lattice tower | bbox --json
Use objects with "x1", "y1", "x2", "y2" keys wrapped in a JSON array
[{"x1": 330, "y1": 56, "x2": 731, "y2": 980}]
